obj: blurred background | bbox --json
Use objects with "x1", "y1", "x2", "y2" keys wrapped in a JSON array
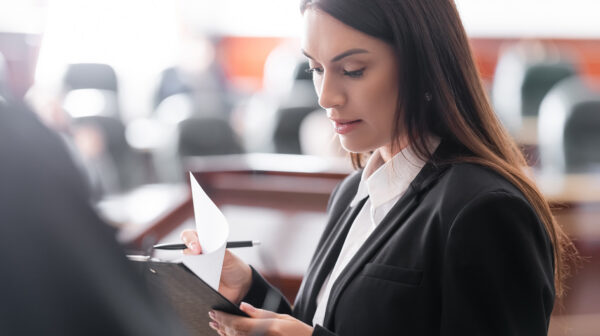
[{"x1": 1, "y1": 0, "x2": 600, "y2": 334}]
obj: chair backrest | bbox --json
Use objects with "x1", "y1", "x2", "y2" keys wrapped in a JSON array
[
  {"x1": 492, "y1": 44, "x2": 576, "y2": 134},
  {"x1": 274, "y1": 106, "x2": 319, "y2": 154},
  {"x1": 177, "y1": 117, "x2": 244, "y2": 157},
  {"x1": 521, "y1": 62, "x2": 577, "y2": 117},
  {"x1": 64, "y1": 63, "x2": 119, "y2": 93},
  {"x1": 63, "y1": 89, "x2": 120, "y2": 119},
  {"x1": 563, "y1": 100, "x2": 600, "y2": 173},
  {"x1": 154, "y1": 67, "x2": 192, "y2": 110},
  {"x1": 272, "y1": 76, "x2": 320, "y2": 154},
  {"x1": 538, "y1": 77, "x2": 600, "y2": 174}
]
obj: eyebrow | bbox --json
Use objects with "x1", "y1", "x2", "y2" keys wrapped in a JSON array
[{"x1": 302, "y1": 48, "x2": 369, "y2": 63}]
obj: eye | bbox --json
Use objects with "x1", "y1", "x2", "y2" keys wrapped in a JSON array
[
  {"x1": 305, "y1": 67, "x2": 324, "y2": 76},
  {"x1": 343, "y1": 67, "x2": 366, "y2": 78}
]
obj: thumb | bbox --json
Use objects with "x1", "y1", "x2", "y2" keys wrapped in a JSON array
[{"x1": 240, "y1": 302, "x2": 278, "y2": 319}]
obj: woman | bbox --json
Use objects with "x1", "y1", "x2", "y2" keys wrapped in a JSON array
[{"x1": 182, "y1": 0, "x2": 576, "y2": 335}]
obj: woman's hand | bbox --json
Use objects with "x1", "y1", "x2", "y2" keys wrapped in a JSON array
[
  {"x1": 209, "y1": 302, "x2": 313, "y2": 336},
  {"x1": 180, "y1": 229, "x2": 253, "y2": 304}
]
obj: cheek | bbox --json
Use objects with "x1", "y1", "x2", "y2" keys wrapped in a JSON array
[
  {"x1": 361, "y1": 76, "x2": 399, "y2": 127},
  {"x1": 380, "y1": 77, "x2": 399, "y2": 124}
]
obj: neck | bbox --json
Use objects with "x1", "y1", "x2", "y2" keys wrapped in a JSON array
[{"x1": 379, "y1": 138, "x2": 409, "y2": 163}]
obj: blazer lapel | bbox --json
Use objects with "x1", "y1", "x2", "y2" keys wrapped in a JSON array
[
  {"x1": 294, "y1": 197, "x2": 368, "y2": 323},
  {"x1": 322, "y1": 160, "x2": 450, "y2": 328}
]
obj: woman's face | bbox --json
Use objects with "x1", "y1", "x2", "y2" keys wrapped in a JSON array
[{"x1": 301, "y1": 8, "x2": 401, "y2": 155}]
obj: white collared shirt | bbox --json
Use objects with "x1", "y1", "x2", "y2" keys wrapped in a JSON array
[{"x1": 312, "y1": 137, "x2": 440, "y2": 326}]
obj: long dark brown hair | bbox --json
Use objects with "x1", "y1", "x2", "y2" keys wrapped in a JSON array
[{"x1": 300, "y1": 0, "x2": 577, "y2": 298}]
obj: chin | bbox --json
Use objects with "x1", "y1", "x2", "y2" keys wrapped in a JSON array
[{"x1": 339, "y1": 137, "x2": 378, "y2": 154}]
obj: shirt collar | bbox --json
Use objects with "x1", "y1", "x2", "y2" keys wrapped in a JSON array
[{"x1": 349, "y1": 136, "x2": 441, "y2": 208}]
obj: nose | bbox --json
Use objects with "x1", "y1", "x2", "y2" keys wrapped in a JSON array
[{"x1": 315, "y1": 73, "x2": 346, "y2": 109}]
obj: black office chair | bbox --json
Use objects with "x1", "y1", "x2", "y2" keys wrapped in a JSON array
[
  {"x1": 63, "y1": 63, "x2": 122, "y2": 121},
  {"x1": 564, "y1": 100, "x2": 600, "y2": 173},
  {"x1": 153, "y1": 67, "x2": 192, "y2": 110},
  {"x1": 492, "y1": 44, "x2": 577, "y2": 135},
  {"x1": 149, "y1": 92, "x2": 238, "y2": 183},
  {"x1": 273, "y1": 106, "x2": 318, "y2": 154},
  {"x1": 63, "y1": 88, "x2": 120, "y2": 119},
  {"x1": 538, "y1": 77, "x2": 600, "y2": 173},
  {"x1": 177, "y1": 117, "x2": 244, "y2": 157},
  {"x1": 521, "y1": 62, "x2": 577, "y2": 117},
  {"x1": 64, "y1": 63, "x2": 119, "y2": 92},
  {"x1": 272, "y1": 61, "x2": 320, "y2": 154}
]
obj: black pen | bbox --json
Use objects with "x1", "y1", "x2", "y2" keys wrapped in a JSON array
[{"x1": 153, "y1": 240, "x2": 261, "y2": 250}]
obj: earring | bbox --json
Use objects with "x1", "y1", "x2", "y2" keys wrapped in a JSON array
[{"x1": 424, "y1": 92, "x2": 432, "y2": 102}]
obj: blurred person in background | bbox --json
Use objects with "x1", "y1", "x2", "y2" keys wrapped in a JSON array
[
  {"x1": 154, "y1": 33, "x2": 232, "y2": 119},
  {"x1": 25, "y1": 86, "x2": 119, "y2": 200},
  {"x1": 182, "y1": 0, "x2": 577, "y2": 335},
  {"x1": 0, "y1": 99, "x2": 186, "y2": 335}
]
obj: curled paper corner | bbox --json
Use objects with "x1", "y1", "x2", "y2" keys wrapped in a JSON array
[{"x1": 182, "y1": 172, "x2": 230, "y2": 290}]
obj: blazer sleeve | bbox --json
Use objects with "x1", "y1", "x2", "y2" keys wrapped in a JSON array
[
  {"x1": 240, "y1": 266, "x2": 293, "y2": 315},
  {"x1": 240, "y1": 179, "x2": 346, "y2": 315},
  {"x1": 440, "y1": 191, "x2": 555, "y2": 335}
]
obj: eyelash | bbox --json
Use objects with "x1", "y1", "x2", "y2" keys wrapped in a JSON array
[
  {"x1": 305, "y1": 67, "x2": 323, "y2": 75},
  {"x1": 343, "y1": 68, "x2": 365, "y2": 78},
  {"x1": 305, "y1": 67, "x2": 366, "y2": 78}
]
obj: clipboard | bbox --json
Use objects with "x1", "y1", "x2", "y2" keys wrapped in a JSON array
[{"x1": 130, "y1": 257, "x2": 248, "y2": 335}]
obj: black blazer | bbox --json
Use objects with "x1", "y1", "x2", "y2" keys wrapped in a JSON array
[{"x1": 244, "y1": 141, "x2": 555, "y2": 336}]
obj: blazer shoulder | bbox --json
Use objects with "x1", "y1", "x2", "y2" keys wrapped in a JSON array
[
  {"x1": 437, "y1": 162, "x2": 526, "y2": 202},
  {"x1": 426, "y1": 162, "x2": 535, "y2": 227}
]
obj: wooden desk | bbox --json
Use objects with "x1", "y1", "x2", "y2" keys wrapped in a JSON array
[
  {"x1": 122, "y1": 154, "x2": 351, "y2": 249},
  {"x1": 185, "y1": 153, "x2": 351, "y2": 213},
  {"x1": 97, "y1": 183, "x2": 191, "y2": 249},
  {"x1": 538, "y1": 173, "x2": 600, "y2": 205},
  {"x1": 534, "y1": 173, "x2": 600, "y2": 322}
]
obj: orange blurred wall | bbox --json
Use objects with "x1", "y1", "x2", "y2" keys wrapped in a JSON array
[{"x1": 217, "y1": 36, "x2": 600, "y2": 92}]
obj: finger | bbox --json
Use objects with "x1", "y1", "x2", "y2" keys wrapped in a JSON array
[
  {"x1": 208, "y1": 314, "x2": 228, "y2": 336},
  {"x1": 209, "y1": 321, "x2": 227, "y2": 336},
  {"x1": 240, "y1": 302, "x2": 278, "y2": 319},
  {"x1": 211, "y1": 310, "x2": 254, "y2": 335},
  {"x1": 182, "y1": 245, "x2": 202, "y2": 255},
  {"x1": 209, "y1": 321, "x2": 220, "y2": 332},
  {"x1": 180, "y1": 229, "x2": 202, "y2": 254}
]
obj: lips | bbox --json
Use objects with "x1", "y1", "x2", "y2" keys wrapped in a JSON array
[{"x1": 331, "y1": 119, "x2": 362, "y2": 134}]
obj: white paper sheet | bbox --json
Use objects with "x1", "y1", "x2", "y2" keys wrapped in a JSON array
[{"x1": 182, "y1": 173, "x2": 229, "y2": 291}]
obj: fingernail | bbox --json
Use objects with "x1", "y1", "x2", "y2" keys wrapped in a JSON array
[
  {"x1": 208, "y1": 310, "x2": 215, "y2": 319},
  {"x1": 209, "y1": 321, "x2": 219, "y2": 330},
  {"x1": 191, "y1": 242, "x2": 202, "y2": 253}
]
